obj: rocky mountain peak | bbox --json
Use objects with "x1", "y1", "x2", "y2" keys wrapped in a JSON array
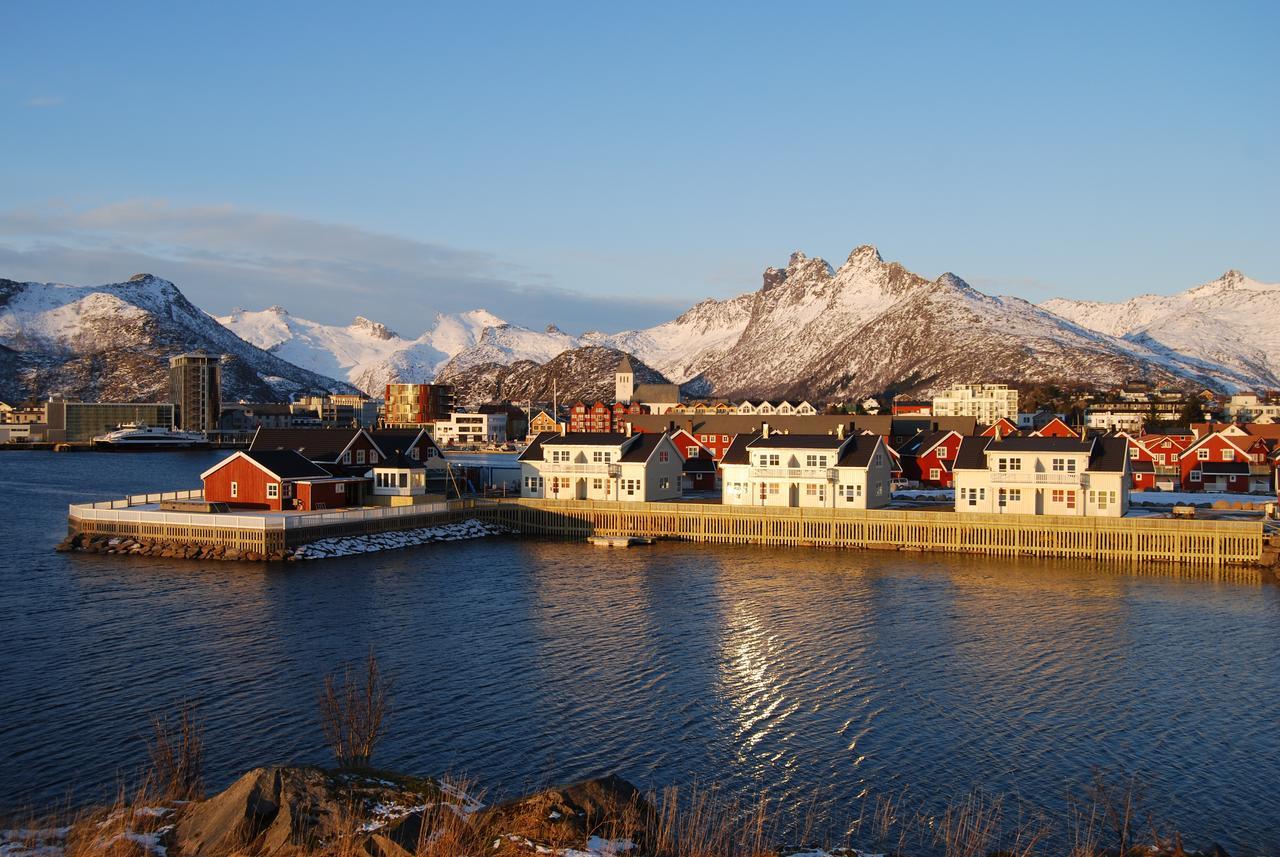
[
  {"x1": 545, "y1": 323, "x2": 564, "y2": 335},
  {"x1": 127, "y1": 273, "x2": 155, "y2": 283},
  {"x1": 352, "y1": 316, "x2": 397, "y2": 340},
  {"x1": 762, "y1": 266, "x2": 789, "y2": 291},
  {"x1": 846, "y1": 244, "x2": 884, "y2": 267},
  {"x1": 788, "y1": 250, "x2": 807, "y2": 267},
  {"x1": 266, "y1": 305, "x2": 288, "y2": 315},
  {"x1": 934, "y1": 272, "x2": 971, "y2": 291}
]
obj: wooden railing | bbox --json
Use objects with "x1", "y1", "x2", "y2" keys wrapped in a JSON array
[{"x1": 483, "y1": 498, "x2": 1264, "y2": 568}]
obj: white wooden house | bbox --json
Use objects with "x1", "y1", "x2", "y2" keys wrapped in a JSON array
[
  {"x1": 518, "y1": 428, "x2": 684, "y2": 502},
  {"x1": 952, "y1": 435, "x2": 1131, "y2": 517},
  {"x1": 719, "y1": 424, "x2": 892, "y2": 509}
]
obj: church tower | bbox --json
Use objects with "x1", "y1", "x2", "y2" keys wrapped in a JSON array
[{"x1": 615, "y1": 354, "x2": 634, "y2": 404}]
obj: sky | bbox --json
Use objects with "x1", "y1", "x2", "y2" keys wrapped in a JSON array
[{"x1": 1, "y1": 1, "x2": 1277, "y2": 334}]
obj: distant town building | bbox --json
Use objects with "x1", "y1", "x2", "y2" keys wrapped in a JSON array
[
  {"x1": 891, "y1": 399, "x2": 932, "y2": 416},
  {"x1": 1224, "y1": 393, "x2": 1280, "y2": 422},
  {"x1": 44, "y1": 398, "x2": 177, "y2": 443},
  {"x1": 383, "y1": 383, "x2": 455, "y2": 427},
  {"x1": 931, "y1": 384, "x2": 1019, "y2": 424},
  {"x1": 527, "y1": 409, "x2": 561, "y2": 439},
  {"x1": 1084, "y1": 400, "x2": 1189, "y2": 433},
  {"x1": 569, "y1": 401, "x2": 643, "y2": 433},
  {"x1": 632, "y1": 383, "x2": 682, "y2": 414},
  {"x1": 295, "y1": 394, "x2": 381, "y2": 426},
  {"x1": 432, "y1": 411, "x2": 508, "y2": 445},
  {"x1": 169, "y1": 351, "x2": 222, "y2": 433}
]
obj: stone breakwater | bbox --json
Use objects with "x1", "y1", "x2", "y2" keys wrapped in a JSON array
[{"x1": 54, "y1": 519, "x2": 508, "y2": 563}]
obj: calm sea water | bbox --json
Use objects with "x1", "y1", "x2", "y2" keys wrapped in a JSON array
[{"x1": 1, "y1": 451, "x2": 1278, "y2": 852}]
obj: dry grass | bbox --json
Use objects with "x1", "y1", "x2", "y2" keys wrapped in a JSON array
[{"x1": 146, "y1": 701, "x2": 204, "y2": 803}]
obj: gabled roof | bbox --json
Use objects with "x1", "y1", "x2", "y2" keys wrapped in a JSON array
[
  {"x1": 616, "y1": 354, "x2": 634, "y2": 373},
  {"x1": 543, "y1": 432, "x2": 633, "y2": 446},
  {"x1": 619, "y1": 432, "x2": 665, "y2": 463},
  {"x1": 749, "y1": 433, "x2": 846, "y2": 450},
  {"x1": 720, "y1": 433, "x2": 759, "y2": 466},
  {"x1": 1180, "y1": 429, "x2": 1258, "y2": 460},
  {"x1": 683, "y1": 456, "x2": 717, "y2": 473},
  {"x1": 632, "y1": 383, "x2": 681, "y2": 402},
  {"x1": 201, "y1": 449, "x2": 332, "y2": 482},
  {"x1": 985, "y1": 436, "x2": 1093, "y2": 453},
  {"x1": 953, "y1": 436, "x2": 991, "y2": 470},
  {"x1": 368, "y1": 428, "x2": 441, "y2": 459},
  {"x1": 372, "y1": 450, "x2": 427, "y2": 470},
  {"x1": 910, "y1": 430, "x2": 960, "y2": 457},
  {"x1": 1131, "y1": 460, "x2": 1155, "y2": 473},
  {"x1": 518, "y1": 431, "x2": 556, "y2": 462},
  {"x1": 249, "y1": 427, "x2": 370, "y2": 462},
  {"x1": 836, "y1": 435, "x2": 883, "y2": 469},
  {"x1": 1087, "y1": 436, "x2": 1130, "y2": 473}
]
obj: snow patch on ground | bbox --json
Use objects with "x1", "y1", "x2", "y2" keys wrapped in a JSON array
[{"x1": 294, "y1": 519, "x2": 509, "y2": 560}]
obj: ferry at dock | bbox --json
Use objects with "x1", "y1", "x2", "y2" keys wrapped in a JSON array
[{"x1": 91, "y1": 423, "x2": 209, "y2": 449}]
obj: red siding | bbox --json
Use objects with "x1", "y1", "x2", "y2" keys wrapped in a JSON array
[{"x1": 203, "y1": 457, "x2": 282, "y2": 510}]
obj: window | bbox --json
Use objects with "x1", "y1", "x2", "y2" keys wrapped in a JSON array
[
  {"x1": 1051, "y1": 489, "x2": 1064, "y2": 503},
  {"x1": 1197, "y1": 449, "x2": 1209, "y2": 460},
  {"x1": 937, "y1": 446, "x2": 948, "y2": 459},
  {"x1": 1222, "y1": 449, "x2": 1234, "y2": 461},
  {"x1": 1052, "y1": 458, "x2": 1065, "y2": 471},
  {"x1": 805, "y1": 483, "x2": 821, "y2": 496},
  {"x1": 659, "y1": 451, "x2": 669, "y2": 463},
  {"x1": 929, "y1": 468, "x2": 941, "y2": 481},
  {"x1": 230, "y1": 481, "x2": 238, "y2": 498},
  {"x1": 767, "y1": 483, "x2": 780, "y2": 495},
  {"x1": 722, "y1": 435, "x2": 730, "y2": 443},
  {"x1": 342, "y1": 451, "x2": 352, "y2": 464},
  {"x1": 1157, "y1": 453, "x2": 1166, "y2": 465},
  {"x1": 1066, "y1": 491, "x2": 1076, "y2": 509},
  {"x1": 368, "y1": 451, "x2": 378, "y2": 464},
  {"x1": 1190, "y1": 470, "x2": 1202, "y2": 482},
  {"x1": 335, "y1": 482, "x2": 345, "y2": 494},
  {"x1": 592, "y1": 478, "x2": 603, "y2": 490},
  {"x1": 686, "y1": 446, "x2": 699, "y2": 457},
  {"x1": 356, "y1": 449, "x2": 366, "y2": 464},
  {"x1": 1129, "y1": 447, "x2": 1140, "y2": 459},
  {"x1": 659, "y1": 477, "x2": 670, "y2": 490},
  {"x1": 998, "y1": 488, "x2": 1021, "y2": 505},
  {"x1": 961, "y1": 487, "x2": 983, "y2": 507},
  {"x1": 623, "y1": 478, "x2": 640, "y2": 496},
  {"x1": 997, "y1": 457, "x2": 1022, "y2": 471},
  {"x1": 840, "y1": 484, "x2": 859, "y2": 502},
  {"x1": 805, "y1": 454, "x2": 827, "y2": 468},
  {"x1": 409, "y1": 448, "x2": 419, "y2": 459},
  {"x1": 267, "y1": 483, "x2": 279, "y2": 499}
]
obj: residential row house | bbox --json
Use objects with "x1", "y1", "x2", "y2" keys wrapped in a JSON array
[
  {"x1": 952, "y1": 435, "x2": 1131, "y2": 517},
  {"x1": 718, "y1": 425, "x2": 893, "y2": 509},
  {"x1": 518, "y1": 427, "x2": 684, "y2": 502},
  {"x1": 568, "y1": 401, "x2": 643, "y2": 433}
]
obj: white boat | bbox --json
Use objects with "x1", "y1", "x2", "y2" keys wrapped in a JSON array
[{"x1": 92, "y1": 423, "x2": 209, "y2": 449}]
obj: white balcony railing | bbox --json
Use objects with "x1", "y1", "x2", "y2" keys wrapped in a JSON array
[
  {"x1": 989, "y1": 471, "x2": 1083, "y2": 485},
  {"x1": 749, "y1": 467, "x2": 833, "y2": 480},
  {"x1": 541, "y1": 463, "x2": 612, "y2": 475}
]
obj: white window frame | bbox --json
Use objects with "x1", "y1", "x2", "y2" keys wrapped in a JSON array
[
  {"x1": 267, "y1": 483, "x2": 279, "y2": 500},
  {"x1": 230, "y1": 481, "x2": 238, "y2": 498}
]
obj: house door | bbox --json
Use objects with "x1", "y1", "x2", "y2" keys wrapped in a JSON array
[
  {"x1": 576, "y1": 478, "x2": 587, "y2": 500},
  {"x1": 789, "y1": 483, "x2": 799, "y2": 506},
  {"x1": 1035, "y1": 488, "x2": 1045, "y2": 515}
]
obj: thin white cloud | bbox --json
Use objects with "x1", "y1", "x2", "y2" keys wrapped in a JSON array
[
  {"x1": 0, "y1": 200, "x2": 687, "y2": 334},
  {"x1": 23, "y1": 95, "x2": 64, "y2": 108}
]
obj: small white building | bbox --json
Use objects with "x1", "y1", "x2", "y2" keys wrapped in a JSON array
[
  {"x1": 518, "y1": 428, "x2": 684, "y2": 502},
  {"x1": 952, "y1": 434, "x2": 1130, "y2": 517},
  {"x1": 366, "y1": 451, "x2": 432, "y2": 506},
  {"x1": 719, "y1": 426, "x2": 893, "y2": 509},
  {"x1": 432, "y1": 411, "x2": 508, "y2": 445}
]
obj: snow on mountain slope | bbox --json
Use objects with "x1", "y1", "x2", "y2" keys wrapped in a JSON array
[
  {"x1": 1041, "y1": 270, "x2": 1280, "y2": 389},
  {"x1": 0, "y1": 274, "x2": 356, "y2": 402},
  {"x1": 218, "y1": 305, "x2": 584, "y2": 394}
]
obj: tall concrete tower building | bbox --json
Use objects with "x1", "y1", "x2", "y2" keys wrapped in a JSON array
[
  {"x1": 615, "y1": 354, "x2": 634, "y2": 404},
  {"x1": 169, "y1": 351, "x2": 222, "y2": 432}
]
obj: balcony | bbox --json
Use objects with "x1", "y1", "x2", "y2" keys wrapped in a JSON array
[
  {"x1": 541, "y1": 462, "x2": 612, "y2": 475},
  {"x1": 749, "y1": 467, "x2": 834, "y2": 480},
  {"x1": 989, "y1": 470, "x2": 1083, "y2": 486}
]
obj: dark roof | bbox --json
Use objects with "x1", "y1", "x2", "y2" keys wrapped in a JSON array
[
  {"x1": 517, "y1": 431, "x2": 556, "y2": 462},
  {"x1": 241, "y1": 449, "x2": 332, "y2": 480},
  {"x1": 748, "y1": 433, "x2": 846, "y2": 449},
  {"x1": 632, "y1": 383, "x2": 681, "y2": 403},
  {"x1": 543, "y1": 432, "x2": 633, "y2": 446},
  {"x1": 986, "y1": 436, "x2": 1094, "y2": 453},
  {"x1": 1130, "y1": 460, "x2": 1155, "y2": 473},
  {"x1": 623, "y1": 412, "x2": 976, "y2": 439},
  {"x1": 369, "y1": 428, "x2": 440, "y2": 458},
  {"x1": 374, "y1": 450, "x2": 427, "y2": 470},
  {"x1": 720, "y1": 433, "x2": 759, "y2": 465},
  {"x1": 1087, "y1": 436, "x2": 1130, "y2": 473},
  {"x1": 250, "y1": 427, "x2": 363, "y2": 460},
  {"x1": 1145, "y1": 424, "x2": 1194, "y2": 436},
  {"x1": 683, "y1": 457, "x2": 717, "y2": 473},
  {"x1": 619, "y1": 432, "x2": 664, "y2": 463},
  {"x1": 836, "y1": 435, "x2": 882, "y2": 468},
  {"x1": 953, "y1": 436, "x2": 991, "y2": 470},
  {"x1": 1199, "y1": 461, "x2": 1251, "y2": 475},
  {"x1": 899, "y1": 429, "x2": 955, "y2": 457}
]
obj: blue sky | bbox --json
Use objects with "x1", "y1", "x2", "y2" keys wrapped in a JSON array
[{"x1": 2, "y1": 1, "x2": 1277, "y2": 333}]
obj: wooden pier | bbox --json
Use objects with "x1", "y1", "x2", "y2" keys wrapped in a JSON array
[
  {"x1": 66, "y1": 492, "x2": 1268, "y2": 570},
  {"x1": 484, "y1": 498, "x2": 1266, "y2": 569}
]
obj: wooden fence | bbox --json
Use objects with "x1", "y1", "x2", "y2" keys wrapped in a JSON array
[{"x1": 483, "y1": 499, "x2": 1264, "y2": 568}]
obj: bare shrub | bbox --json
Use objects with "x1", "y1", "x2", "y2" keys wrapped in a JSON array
[
  {"x1": 318, "y1": 649, "x2": 391, "y2": 769},
  {"x1": 147, "y1": 701, "x2": 204, "y2": 802}
]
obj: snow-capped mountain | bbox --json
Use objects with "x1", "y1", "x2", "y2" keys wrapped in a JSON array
[
  {"x1": 1041, "y1": 270, "x2": 1280, "y2": 390},
  {"x1": 218, "y1": 306, "x2": 580, "y2": 394},
  {"x1": 0, "y1": 274, "x2": 357, "y2": 403},
  {"x1": 590, "y1": 246, "x2": 1271, "y2": 400}
]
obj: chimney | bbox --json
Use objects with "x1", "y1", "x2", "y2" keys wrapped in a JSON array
[
  {"x1": 762, "y1": 421, "x2": 770, "y2": 439},
  {"x1": 837, "y1": 423, "x2": 845, "y2": 440},
  {"x1": 626, "y1": 421, "x2": 633, "y2": 438},
  {"x1": 559, "y1": 422, "x2": 566, "y2": 436}
]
